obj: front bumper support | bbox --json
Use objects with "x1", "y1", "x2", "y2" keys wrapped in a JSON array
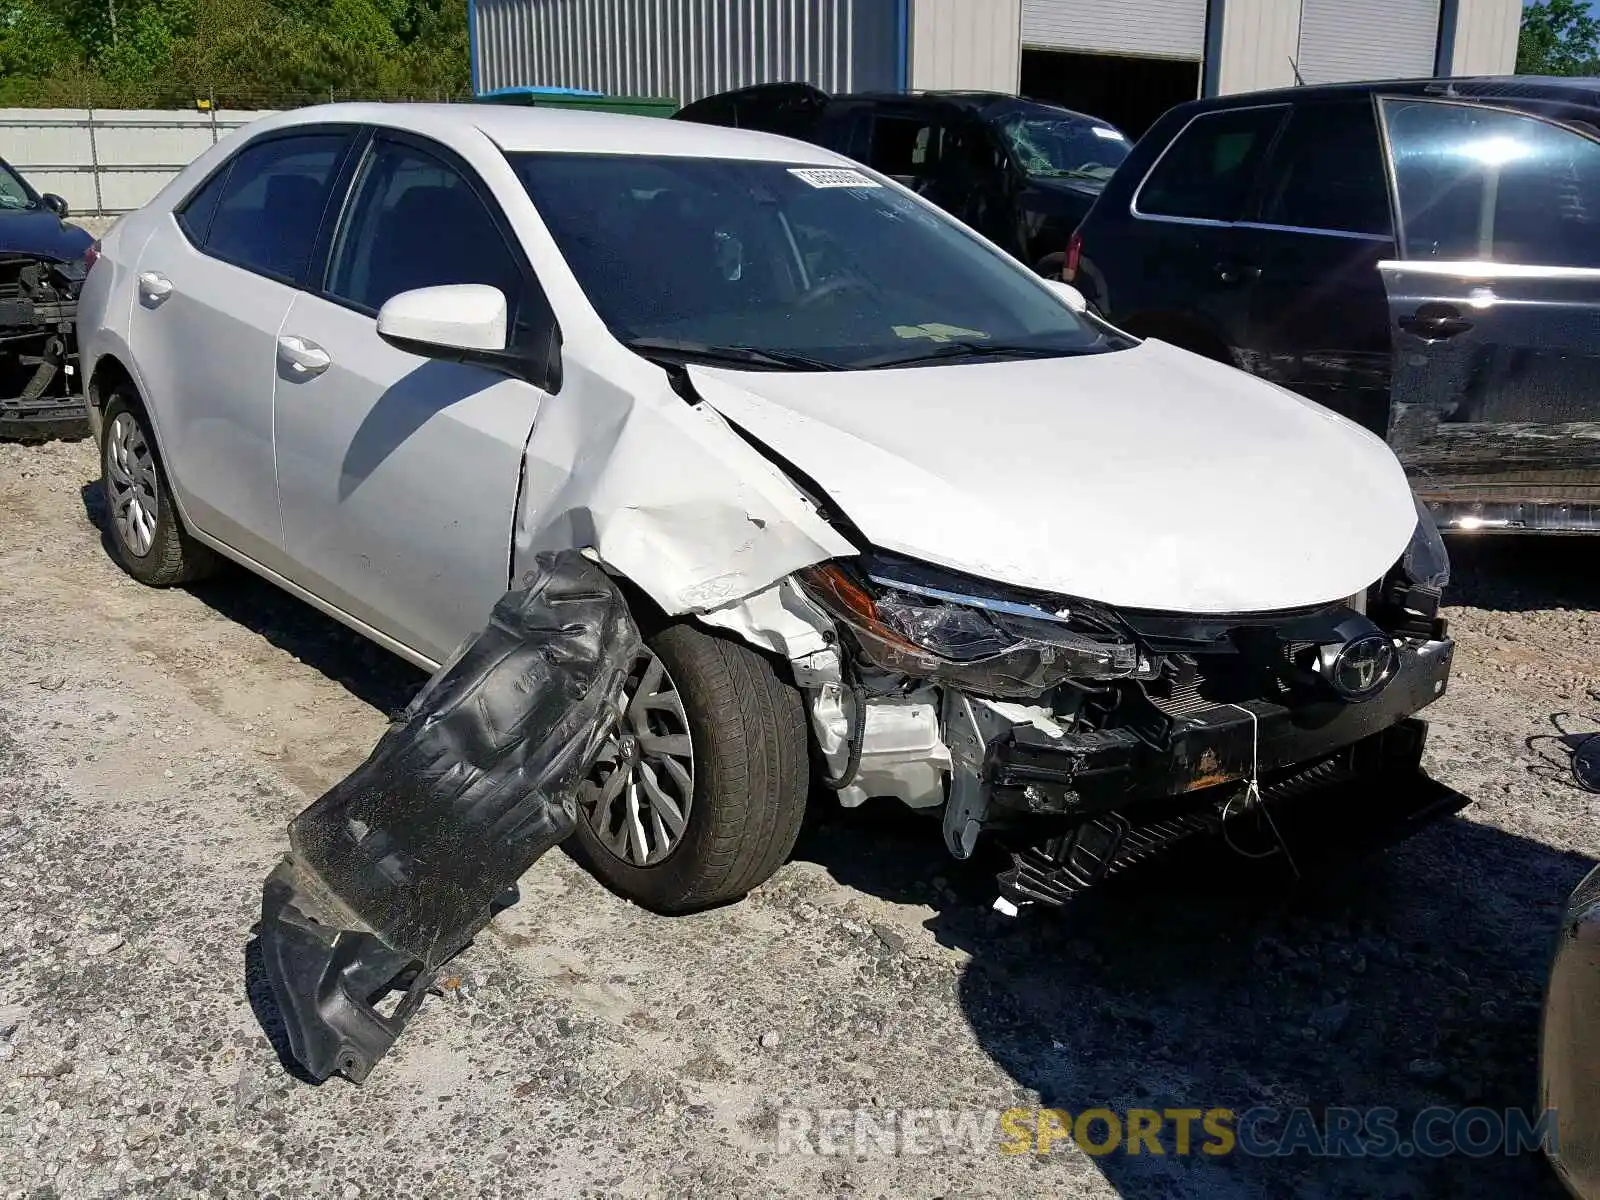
[
  {"x1": 987, "y1": 637, "x2": 1454, "y2": 819},
  {"x1": 256, "y1": 552, "x2": 638, "y2": 1083},
  {"x1": 995, "y1": 718, "x2": 1468, "y2": 906}
]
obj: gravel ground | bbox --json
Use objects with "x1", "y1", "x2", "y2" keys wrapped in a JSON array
[{"x1": 1, "y1": 435, "x2": 1596, "y2": 1199}]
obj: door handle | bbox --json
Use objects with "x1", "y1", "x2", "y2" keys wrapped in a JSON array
[
  {"x1": 277, "y1": 335, "x2": 332, "y2": 377},
  {"x1": 137, "y1": 271, "x2": 173, "y2": 302},
  {"x1": 1399, "y1": 303, "x2": 1472, "y2": 340},
  {"x1": 1215, "y1": 262, "x2": 1261, "y2": 286}
]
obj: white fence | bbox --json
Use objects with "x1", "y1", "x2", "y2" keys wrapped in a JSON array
[{"x1": 0, "y1": 109, "x2": 278, "y2": 217}]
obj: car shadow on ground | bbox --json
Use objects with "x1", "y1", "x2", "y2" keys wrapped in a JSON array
[
  {"x1": 1446, "y1": 534, "x2": 1599, "y2": 613},
  {"x1": 793, "y1": 799, "x2": 1593, "y2": 1198},
  {"x1": 80, "y1": 481, "x2": 430, "y2": 716},
  {"x1": 241, "y1": 932, "x2": 321, "y2": 1086}
]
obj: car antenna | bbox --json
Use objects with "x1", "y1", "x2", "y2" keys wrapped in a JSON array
[{"x1": 1289, "y1": 56, "x2": 1306, "y2": 87}]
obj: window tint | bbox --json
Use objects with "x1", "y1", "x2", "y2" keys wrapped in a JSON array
[
  {"x1": 325, "y1": 139, "x2": 524, "y2": 318},
  {"x1": 1136, "y1": 106, "x2": 1286, "y2": 222},
  {"x1": 1384, "y1": 98, "x2": 1600, "y2": 266},
  {"x1": 868, "y1": 115, "x2": 946, "y2": 182},
  {"x1": 1257, "y1": 103, "x2": 1391, "y2": 235},
  {"x1": 203, "y1": 135, "x2": 345, "y2": 281},
  {"x1": 175, "y1": 166, "x2": 229, "y2": 245}
]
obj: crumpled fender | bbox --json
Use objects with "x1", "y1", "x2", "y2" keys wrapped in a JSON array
[
  {"x1": 257, "y1": 550, "x2": 639, "y2": 1082},
  {"x1": 512, "y1": 363, "x2": 856, "y2": 615}
]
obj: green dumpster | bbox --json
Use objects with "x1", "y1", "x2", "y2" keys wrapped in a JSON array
[{"x1": 474, "y1": 86, "x2": 678, "y2": 118}]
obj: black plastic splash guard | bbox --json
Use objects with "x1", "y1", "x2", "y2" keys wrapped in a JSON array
[{"x1": 257, "y1": 550, "x2": 640, "y2": 1083}]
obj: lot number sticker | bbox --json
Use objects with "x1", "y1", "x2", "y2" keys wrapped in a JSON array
[{"x1": 789, "y1": 167, "x2": 882, "y2": 189}]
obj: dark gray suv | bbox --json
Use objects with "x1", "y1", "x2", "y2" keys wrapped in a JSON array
[{"x1": 1071, "y1": 77, "x2": 1600, "y2": 534}]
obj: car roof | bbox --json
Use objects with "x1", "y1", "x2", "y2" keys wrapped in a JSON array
[
  {"x1": 1183, "y1": 74, "x2": 1600, "y2": 113},
  {"x1": 836, "y1": 90, "x2": 1111, "y2": 124},
  {"x1": 243, "y1": 102, "x2": 851, "y2": 165}
]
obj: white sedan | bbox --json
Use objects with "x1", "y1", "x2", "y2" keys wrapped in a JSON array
[{"x1": 78, "y1": 103, "x2": 1458, "y2": 913}]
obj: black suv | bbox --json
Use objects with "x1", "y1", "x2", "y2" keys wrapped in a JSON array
[
  {"x1": 673, "y1": 83, "x2": 1131, "y2": 276},
  {"x1": 1072, "y1": 76, "x2": 1600, "y2": 534}
]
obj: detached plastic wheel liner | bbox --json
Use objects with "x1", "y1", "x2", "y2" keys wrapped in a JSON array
[{"x1": 257, "y1": 550, "x2": 639, "y2": 1083}]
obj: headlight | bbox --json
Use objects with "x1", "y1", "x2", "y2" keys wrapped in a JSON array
[
  {"x1": 1401, "y1": 495, "x2": 1450, "y2": 590},
  {"x1": 795, "y1": 560, "x2": 1149, "y2": 699}
]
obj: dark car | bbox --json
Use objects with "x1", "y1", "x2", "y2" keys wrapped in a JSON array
[
  {"x1": 673, "y1": 83, "x2": 1131, "y2": 276},
  {"x1": 1, "y1": 154, "x2": 92, "y2": 441},
  {"x1": 1071, "y1": 76, "x2": 1600, "y2": 534}
]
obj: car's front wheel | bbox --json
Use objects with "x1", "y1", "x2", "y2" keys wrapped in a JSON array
[
  {"x1": 571, "y1": 622, "x2": 809, "y2": 914},
  {"x1": 99, "y1": 389, "x2": 217, "y2": 586}
]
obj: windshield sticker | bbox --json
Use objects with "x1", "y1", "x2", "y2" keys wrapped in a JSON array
[
  {"x1": 1091, "y1": 126, "x2": 1127, "y2": 141},
  {"x1": 892, "y1": 323, "x2": 991, "y2": 343},
  {"x1": 789, "y1": 167, "x2": 882, "y2": 189}
]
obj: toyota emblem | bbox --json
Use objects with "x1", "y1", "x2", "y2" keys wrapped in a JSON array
[{"x1": 1328, "y1": 634, "x2": 1398, "y2": 701}]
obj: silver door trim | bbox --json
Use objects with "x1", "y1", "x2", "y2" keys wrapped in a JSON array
[
  {"x1": 1377, "y1": 259, "x2": 1600, "y2": 280},
  {"x1": 1236, "y1": 221, "x2": 1390, "y2": 241}
]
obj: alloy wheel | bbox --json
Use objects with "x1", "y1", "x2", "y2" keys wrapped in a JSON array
[
  {"x1": 105, "y1": 411, "x2": 159, "y2": 557},
  {"x1": 580, "y1": 650, "x2": 695, "y2": 867}
]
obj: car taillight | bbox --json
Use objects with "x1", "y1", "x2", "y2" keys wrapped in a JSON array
[
  {"x1": 1064, "y1": 229, "x2": 1082, "y2": 282},
  {"x1": 84, "y1": 241, "x2": 101, "y2": 271}
]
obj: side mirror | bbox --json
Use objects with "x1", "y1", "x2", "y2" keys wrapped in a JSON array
[
  {"x1": 376, "y1": 283, "x2": 563, "y2": 393},
  {"x1": 1045, "y1": 279, "x2": 1089, "y2": 313},
  {"x1": 377, "y1": 284, "x2": 507, "y2": 353},
  {"x1": 41, "y1": 193, "x2": 69, "y2": 219}
]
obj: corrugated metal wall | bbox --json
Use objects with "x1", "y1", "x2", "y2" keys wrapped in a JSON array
[
  {"x1": 472, "y1": 0, "x2": 901, "y2": 102},
  {"x1": 1296, "y1": 0, "x2": 1442, "y2": 84},
  {"x1": 1439, "y1": 0, "x2": 1520, "y2": 75},
  {"x1": 1021, "y1": 0, "x2": 1207, "y2": 60},
  {"x1": 908, "y1": 0, "x2": 1020, "y2": 91}
]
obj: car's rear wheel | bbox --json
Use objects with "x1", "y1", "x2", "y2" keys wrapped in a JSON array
[
  {"x1": 572, "y1": 622, "x2": 809, "y2": 914},
  {"x1": 99, "y1": 389, "x2": 217, "y2": 586}
]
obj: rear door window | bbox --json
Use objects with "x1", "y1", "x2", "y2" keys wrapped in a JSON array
[
  {"x1": 1135, "y1": 106, "x2": 1287, "y2": 222},
  {"x1": 867, "y1": 114, "x2": 947, "y2": 189},
  {"x1": 198, "y1": 134, "x2": 348, "y2": 283},
  {"x1": 1255, "y1": 102, "x2": 1392, "y2": 236},
  {"x1": 175, "y1": 165, "x2": 229, "y2": 245},
  {"x1": 1382, "y1": 98, "x2": 1600, "y2": 267}
]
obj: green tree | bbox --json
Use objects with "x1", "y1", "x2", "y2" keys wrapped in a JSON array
[
  {"x1": 0, "y1": 0, "x2": 470, "y2": 106},
  {"x1": 1517, "y1": 0, "x2": 1600, "y2": 75}
]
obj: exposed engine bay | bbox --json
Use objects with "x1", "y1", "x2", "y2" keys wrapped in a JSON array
[
  {"x1": 750, "y1": 508, "x2": 1465, "y2": 911},
  {"x1": 1, "y1": 255, "x2": 88, "y2": 441}
]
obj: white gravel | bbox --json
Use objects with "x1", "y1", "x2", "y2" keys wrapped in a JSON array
[{"x1": 1, "y1": 436, "x2": 1595, "y2": 1198}]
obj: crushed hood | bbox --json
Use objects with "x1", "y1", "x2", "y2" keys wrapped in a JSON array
[{"x1": 687, "y1": 339, "x2": 1419, "y2": 614}]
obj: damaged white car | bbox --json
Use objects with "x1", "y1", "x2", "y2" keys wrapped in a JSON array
[{"x1": 78, "y1": 104, "x2": 1460, "y2": 914}]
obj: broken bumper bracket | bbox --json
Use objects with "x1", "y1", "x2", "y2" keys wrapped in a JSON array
[
  {"x1": 256, "y1": 551, "x2": 639, "y2": 1083},
  {"x1": 259, "y1": 859, "x2": 430, "y2": 1083}
]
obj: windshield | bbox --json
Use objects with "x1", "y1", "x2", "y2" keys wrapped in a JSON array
[
  {"x1": 511, "y1": 153, "x2": 1130, "y2": 371},
  {"x1": 997, "y1": 114, "x2": 1131, "y2": 183},
  {"x1": 0, "y1": 163, "x2": 36, "y2": 211}
]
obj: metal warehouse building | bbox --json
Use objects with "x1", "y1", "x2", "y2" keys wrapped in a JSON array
[{"x1": 469, "y1": 0, "x2": 1523, "y2": 136}]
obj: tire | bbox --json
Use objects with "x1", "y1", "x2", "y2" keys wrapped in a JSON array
[
  {"x1": 572, "y1": 621, "x2": 809, "y2": 914},
  {"x1": 99, "y1": 388, "x2": 218, "y2": 586},
  {"x1": 1033, "y1": 252, "x2": 1066, "y2": 280}
]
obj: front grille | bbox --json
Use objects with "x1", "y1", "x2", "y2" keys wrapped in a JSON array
[
  {"x1": 1142, "y1": 641, "x2": 1323, "y2": 721},
  {"x1": 1146, "y1": 676, "x2": 1210, "y2": 718}
]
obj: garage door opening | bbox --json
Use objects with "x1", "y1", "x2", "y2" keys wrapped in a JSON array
[{"x1": 1020, "y1": 48, "x2": 1200, "y2": 139}]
